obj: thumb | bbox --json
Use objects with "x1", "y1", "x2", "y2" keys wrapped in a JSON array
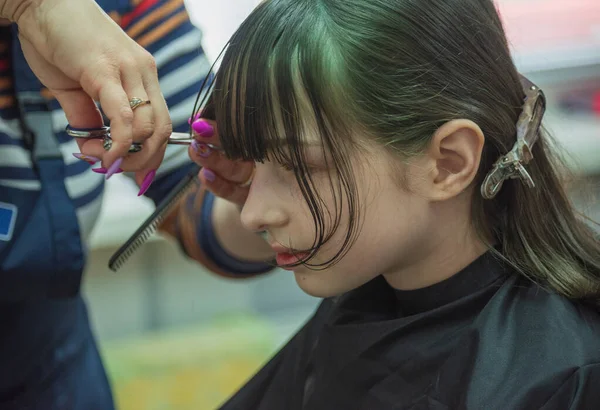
[
  {"x1": 54, "y1": 88, "x2": 106, "y2": 156},
  {"x1": 54, "y1": 88, "x2": 104, "y2": 129}
]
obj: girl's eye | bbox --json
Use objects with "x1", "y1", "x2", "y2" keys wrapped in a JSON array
[
  {"x1": 279, "y1": 162, "x2": 318, "y2": 175},
  {"x1": 280, "y1": 163, "x2": 295, "y2": 172}
]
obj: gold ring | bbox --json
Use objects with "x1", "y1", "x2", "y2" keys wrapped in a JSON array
[
  {"x1": 238, "y1": 166, "x2": 255, "y2": 188},
  {"x1": 129, "y1": 97, "x2": 151, "y2": 111}
]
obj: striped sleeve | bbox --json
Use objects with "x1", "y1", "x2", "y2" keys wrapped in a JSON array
[
  {"x1": 120, "y1": 0, "x2": 212, "y2": 182},
  {"x1": 169, "y1": 185, "x2": 275, "y2": 278}
]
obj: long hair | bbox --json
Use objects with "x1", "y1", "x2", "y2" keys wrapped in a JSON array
[{"x1": 195, "y1": 0, "x2": 600, "y2": 301}]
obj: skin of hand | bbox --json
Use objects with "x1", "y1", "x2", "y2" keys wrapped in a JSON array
[{"x1": 0, "y1": 0, "x2": 171, "y2": 185}]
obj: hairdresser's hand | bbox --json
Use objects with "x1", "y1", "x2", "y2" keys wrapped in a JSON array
[
  {"x1": 188, "y1": 116, "x2": 254, "y2": 206},
  {"x1": 4, "y1": 0, "x2": 170, "y2": 183}
]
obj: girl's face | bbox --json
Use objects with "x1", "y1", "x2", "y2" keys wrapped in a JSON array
[{"x1": 240, "y1": 127, "x2": 485, "y2": 298}]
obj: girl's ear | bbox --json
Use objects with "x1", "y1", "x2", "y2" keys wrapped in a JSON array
[{"x1": 422, "y1": 119, "x2": 485, "y2": 201}]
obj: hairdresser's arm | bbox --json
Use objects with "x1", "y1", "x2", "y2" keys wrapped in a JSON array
[
  {"x1": 101, "y1": 0, "x2": 274, "y2": 276},
  {"x1": 154, "y1": 117, "x2": 275, "y2": 276},
  {"x1": 159, "y1": 185, "x2": 276, "y2": 278},
  {"x1": 211, "y1": 197, "x2": 275, "y2": 261},
  {"x1": 1, "y1": 0, "x2": 172, "y2": 181},
  {"x1": 176, "y1": 117, "x2": 277, "y2": 275}
]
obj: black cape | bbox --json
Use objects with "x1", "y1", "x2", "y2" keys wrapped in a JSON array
[{"x1": 219, "y1": 253, "x2": 600, "y2": 409}]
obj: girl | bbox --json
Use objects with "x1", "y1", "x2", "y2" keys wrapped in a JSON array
[{"x1": 184, "y1": 0, "x2": 600, "y2": 408}]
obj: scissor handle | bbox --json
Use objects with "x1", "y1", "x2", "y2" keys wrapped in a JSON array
[{"x1": 65, "y1": 126, "x2": 222, "y2": 152}]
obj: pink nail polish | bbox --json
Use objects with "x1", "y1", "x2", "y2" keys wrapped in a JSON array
[
  {"x1": 192, "y1": 120, "x2": 214, "y2": 138},
  {"x1": 106, "y1": 157, "x2": 124, "y2": 180},
  {"x1": 137, "y1": 170, "x2": 156, "y2": 196},
  {"x1": 187, "y1": 111, "x2": 202, "y2": 125},
  {"x1": 73, "y1": 153, "x2": 100, "y2": 165},
  {"x1": 92, "y1": 167, "x2": 123, "y2": 174},
  {"x1": 202, "y1": 168, "x2": 216, "y2": 182}
]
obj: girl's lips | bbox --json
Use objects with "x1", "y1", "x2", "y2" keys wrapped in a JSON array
[
  {"x1": 275, "y1": 252, "x2": 310, "y2": 269},
  {"x1": 269, "y1": 243, "x2": 310, "y2": 269}
]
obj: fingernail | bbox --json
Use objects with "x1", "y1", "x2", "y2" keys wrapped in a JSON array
[
  {"x1": 137, "y1": 170, "x2": 156, "y2": 196},
  {"x1": 72, "y1": 153, "x2": 100, "y2": 165},
  {"x1": 188, "y1": 111, "x2": 202, "y2": 125},
  {"x1": 106, "y1": 157, "x2": 124, "y2": 180},
  {"x1": 192, "y1": 141, "x2": 212, "y2": 157},
  {"x1": 192, "y1": 120, "x2": 214, "y2": 138},
  {"x1": 92, "y1": 167, "x2": 123, "y2": 175},
  {"x1": 202, "y1": 168, "x2": 216, "y2": 182}
]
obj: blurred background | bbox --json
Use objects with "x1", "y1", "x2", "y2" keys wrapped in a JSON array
[{"x1": 84, "y1": 0, "x2": 600, "y2": 408}]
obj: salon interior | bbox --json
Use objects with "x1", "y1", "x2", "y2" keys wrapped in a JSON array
[{"x1": 82, "y1": 0, "x2": 600, "y2": 408}]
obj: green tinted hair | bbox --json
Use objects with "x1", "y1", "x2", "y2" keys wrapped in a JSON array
[{"x1": 195, "y1": 0, "x2": 600, "y2": 301}]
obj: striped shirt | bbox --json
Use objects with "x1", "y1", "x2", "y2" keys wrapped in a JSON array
[
  {"x1": 0, "y1": 1, "x2": 214, "y2": 404},
  {"x1": 0, "y1": 0, "x2": 210, "y2": 243}
]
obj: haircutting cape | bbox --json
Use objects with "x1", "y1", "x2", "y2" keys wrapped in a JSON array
[{"x1": 219, "y1": 252, "x2": 600, "y2": 409}]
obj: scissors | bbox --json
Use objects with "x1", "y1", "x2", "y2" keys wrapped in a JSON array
[{"x1": 65, "y1": 125, "x2": 223, "y2": 153}]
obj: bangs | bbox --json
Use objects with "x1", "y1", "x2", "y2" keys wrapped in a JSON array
[
  {"x1": 193, "y1": 0, "x2": 362, "y2": 269},
  {"x1": 199, "y1": 0, "x2": 353, "y2": 166}
]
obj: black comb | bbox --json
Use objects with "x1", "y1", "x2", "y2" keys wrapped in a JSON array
[{"x1": 108, "y1": 165, "x2": 201, "y2": 271}]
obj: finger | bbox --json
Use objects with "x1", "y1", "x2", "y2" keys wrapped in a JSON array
[
  {"x1": 189, "y1": 142, "x2": 254, "y2": 184},
  {"x1": 189, "y1": 117, "x2": 254, "y2": 185},
  {"x1": 123, "y1": 80, "x2": 153, "y2": 145},
  {"x1": 53, "y1": 88, "x2": 107, "y2": 158},
  {"x1": 129, "y1": 54, "x2": 171, "y2": 185},
  {"x1": 117, "y1": 63, "x2": 154, "y2": 171},
  {"x1": 190, "y1": 118, "x2": 223, "y2": 154},
  {"x1": 131, "y1": 129, "x2": 166, "y2": 188},
  {"x1": 142, "y1": 55, "x2": 172, "y2": 149},
  {"x1": 97, "y1": 79, "x2": 134, "y2": 166},
  {"x1": 199, "y1": 168, "x2": 249, "y2": 206},
  {"x1": 45, "y1": 88, "x2": 103, "y2": 129},
  {"x1": 192, "y1": 118, "x2": 217, "y2": 141},
  {"x1": 131, "y1": 111, "x2": 167, "y2": 187}
]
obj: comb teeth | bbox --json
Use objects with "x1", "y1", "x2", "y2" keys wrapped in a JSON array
[
  {"x1": 109, "y1": 218, "x2": 163, "y2": 270},
  {"x1": 108, "y1": 169, "x2": 200, "y2": 272}
]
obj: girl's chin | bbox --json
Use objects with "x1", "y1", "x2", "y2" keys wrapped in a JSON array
[{"x1": 292, "y1": 269, "x2": 346, "y2": 299}]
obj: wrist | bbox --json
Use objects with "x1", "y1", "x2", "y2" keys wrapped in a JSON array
[
  {"x1": 201, "y1": 193, "x2": 274, "y2": 276},
  {"x1": 5, "y1": 0, "x2": 48, "y2": 45},
  {"x1": 212, "y1": 196, "x2": 275, "y2": 261}
]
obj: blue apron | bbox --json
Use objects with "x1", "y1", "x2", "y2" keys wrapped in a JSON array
[{"x1": 0, "y1": 2, "x2": 132, "y2": 405}]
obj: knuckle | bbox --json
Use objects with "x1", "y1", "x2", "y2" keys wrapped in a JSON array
[
  {"x1": 80, "y1": 72, "x2": 102, "y2": 97},
  {"x1": 118, "y1": 105, "x2": 135, "y2": 124},
  {"x1": 137, "y1": 50, "x2": 157, "y2": 72},
  {"x1": 155, "y1": 122, "x2": 173, "y2": 140},
  {"x1": 145, "y1": 55, "x2": 158, "y2": 72},
  {"x1": 82, "y1": 54, "x2": 119, "y2": 78},
  {"x1": 119, "y1": 56, "x2": 138, "y2": 72},
  {"x1": 132, "y1": 121, "x2": 155, "y2": 141},
  {"x1": 81, "y1": 62, "x2": 117, "y2": 96}
]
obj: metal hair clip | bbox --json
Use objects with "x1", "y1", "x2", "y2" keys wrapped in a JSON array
[
  {"x1": 65, "y1": 125, "x2": 223, "y2": 153},
  {"x1": 480, "y1": 75, "x2": 546, "y2": 200}
]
